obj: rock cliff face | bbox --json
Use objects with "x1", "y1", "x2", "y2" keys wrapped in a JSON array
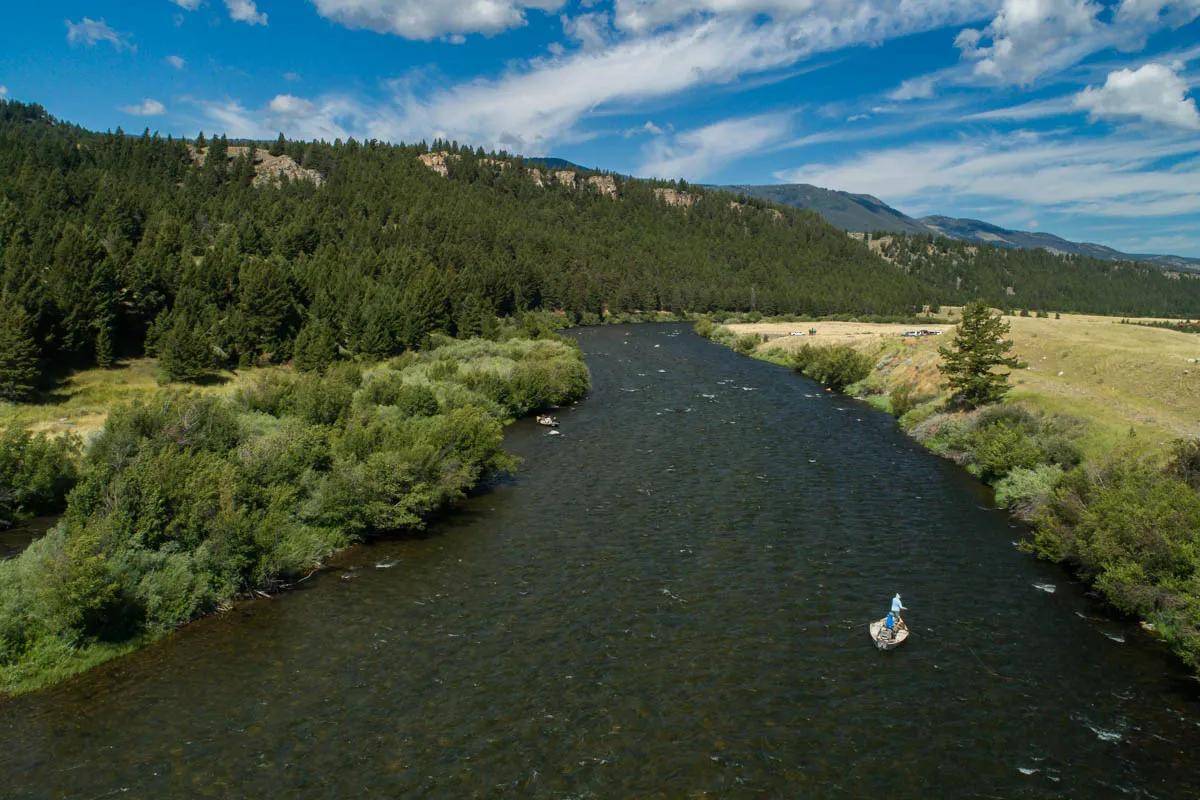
[
  {"x1": 654, "y1": 188, "x2": 697, "y2": 208},
  {"x1": 189, "y1": 144, "x2": 323, "y2": 187},
  {"x1": 587, "y1": 174, "x2": 618, "y2": 198},
  {"x1": 417, "y1": 151, "x2": 460, "y2": 177},
  {"x1": 418, "y1": 154, "x2": 620, "y2": 199}
]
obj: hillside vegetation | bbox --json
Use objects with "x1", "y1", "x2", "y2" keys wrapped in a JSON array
[{"x1": 3, "y1": 99, "x2": 1200, "y2": 405}]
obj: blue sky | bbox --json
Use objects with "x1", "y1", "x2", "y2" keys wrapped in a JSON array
[{"x1": 2, "y1": 2, "x2": 1200, "y2": 256}]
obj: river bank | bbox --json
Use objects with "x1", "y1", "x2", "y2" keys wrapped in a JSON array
[
  {"x1": 705, "y1": 314, "x2": 1200, "y2": 672},
  {"x1": 0, "y1": 331, "x2": 589, "y2": 695}
]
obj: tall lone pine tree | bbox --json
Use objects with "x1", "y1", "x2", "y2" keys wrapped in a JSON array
[{"x1": 938, "y1": 300, "x2": 1021, "y2": 408}]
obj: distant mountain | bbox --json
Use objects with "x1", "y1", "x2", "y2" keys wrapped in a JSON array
[
  {"x1": 525, "y1": 156, "x2": 593, "y2": 171},
  {"x1": 919, "y1": 216, "x2": 1200, "y2": 273},
  {"x1": 721, "y1": 183, "x2": 933, "y2": 235},
  {"x1": 720, "y1": 182, "x2": 1200, "y2": 274}
]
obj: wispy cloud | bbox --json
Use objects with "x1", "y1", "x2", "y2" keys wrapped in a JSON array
[
  {"x1": 166, "y1": 55, "x2": 186, "y2": 70},
  {"x1": 776, "y1": 129, "x2": 1200, "y2": 220},
  {"x1": 65, "y1": 17, "x2": 134, "y2": 51},
  {"x1": 638, "y1": 112, "x2": 791, "y2": 179}
]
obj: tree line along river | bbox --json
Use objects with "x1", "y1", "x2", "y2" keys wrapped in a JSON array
[{"x1": 2, "y1": 323, "x2": 1198, "y2": 799}]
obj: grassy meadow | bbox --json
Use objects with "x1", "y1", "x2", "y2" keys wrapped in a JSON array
[{"x1": 730, "y1": 312, "x2": 1200, "y2": 461}]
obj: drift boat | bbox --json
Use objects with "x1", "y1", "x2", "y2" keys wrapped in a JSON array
[
  {"x1": 536, "y1": 415, "x2": 559, "y2": 427},
  {"x1": 869, "y1": 617, "x2": 909, "y2": 650}
]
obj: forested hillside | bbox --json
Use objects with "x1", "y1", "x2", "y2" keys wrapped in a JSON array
[
  {"x1": 2, "y1": 99, "x2": 1200, "y2": 401},
  {"x1": 868, "y1": 234, "x2": 1200, "y2": 317}
]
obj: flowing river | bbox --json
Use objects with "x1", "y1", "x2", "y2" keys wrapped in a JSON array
[{"x1": 3, "y1": 324, "x2": 1199, "y2": 799}]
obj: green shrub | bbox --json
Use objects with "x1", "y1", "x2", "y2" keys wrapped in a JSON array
[
  {"x1": 0, "y1": 428, "x2": 80, "y2": 528},
  {"x1": 734, "y1": 334, "x2": 759, "y2": 355},
  {"x1": 969, "y1": 422, "x2": 1046, "y2": 482},
  {"x1": 994, "y1": 464, "x2": 1064, "y2": 520},
  {"x1": 790, "y1": 344, "x2": 873, "y2": 391},
  {"x1": 889, "y1": 384, "x2": 918, "y2": 418}
]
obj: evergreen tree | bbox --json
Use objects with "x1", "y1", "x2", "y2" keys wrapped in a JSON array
[
  {"x1": 269, "y1": 132, "x2": 286, "y2": 157},
  {"x1": 0, "y1": 300, "x2": 40, "y2": 401},
  {"x1": 158, "y1": 312, "x2": 213, "y2": 383},
  {"x1": 292, "y1": 315, "x2": 337, "y2": 372},
  {"x1": 938, "y1": 300, "x2": 1021, "y2": 408}
]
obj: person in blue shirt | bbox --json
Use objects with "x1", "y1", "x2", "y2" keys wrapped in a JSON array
[
  {"x1": 891, "y1": 593, "x2": 906, "y2": 624},
  {"x1": 885, "y1": 612, "x2": 896, "y2": 631}
]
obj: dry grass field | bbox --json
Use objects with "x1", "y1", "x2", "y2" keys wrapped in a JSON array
[
  {"x1": 730, "y1": 312, "x2": 1200, "y2": 457},
  {"x1": 0, "y1": 359, "x2": 271, "y2": 441}
]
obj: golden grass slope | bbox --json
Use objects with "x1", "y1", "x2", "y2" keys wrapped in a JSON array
[
  {"x1": 0, "y1": 359, "x2": 272, "y2": 441},
  {"x1": 731, "y1": 313, "x2": 1200, "y2": 458}
]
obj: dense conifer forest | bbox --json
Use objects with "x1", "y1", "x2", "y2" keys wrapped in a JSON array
[{"x1": 3, "y1": 99, "x2": 1199, "y2": 399}]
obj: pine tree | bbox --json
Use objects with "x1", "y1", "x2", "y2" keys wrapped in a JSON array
[
  {"x1": 292, "y1": 315, "x2": 337, "y2": 372},
  {"x1": 0, "y1": 301, "x2": 40, "y2": 401},
  {"x1": 938, "y1": 300, "x2": 1021, "y2": 408},
  {"x1": 269, "y1": 132, "x2": 286, "y2": 157},
  {"x1": 158, "y1": 313, "x2": 212, "y2": 383}
]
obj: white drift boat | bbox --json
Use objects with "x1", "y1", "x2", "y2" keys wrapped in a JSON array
[
  {"x1": 869, "y1": 617, "x2": 910, "y2": 650},
  {"x1": 536, "y1": 415, "x2": 559, "y2": 427}
]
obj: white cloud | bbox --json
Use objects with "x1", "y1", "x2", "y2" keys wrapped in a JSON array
[
  {"x1": 170, "y1": 0, "x2": 203, "y2": 9},
  {"x1": 775, "y1": 129, "x2": 1200, "y2": 219},
  {"x1": 122, "y1": 99, "x2": 167, "y2": 116},
  {"x1": 1075, "y1": 62, "x2": 1200, "y2": 129},
  {"x1": 638, "y1": 112, "x2": 791, "y2": 179},
  {"x1": 310, "y1": 0, "x2": 565, "y2": 40},
  {"x1": 283, "y1": 71, "x2": 302, "y2": 81},
  {"x1": 65, "y1": 17, "x2": 134, "y2": 51},
  {"x1": 0, "y1": 86, "x2": 7, "y2": 98},
  {"x1": 955, "y1": 0, "x2": 1110, "y2": 86},
  {"x1": 562, "y1": 11, "x2": 613, "y2": 50},
  {"x1": 965, "y1": 95, "x2": 1077, "y2": 120},
  {"x1": 610, "y1": 0, "x2": 994, "y2": 34},
  {"x1": 888, "y1": 75, "x2": 937, "y2": 101},
  {"x1": 166, "y1": 55, "x2": 186, "y2": 69},
  {"x1": 197, "y1": 94, "x2": 366, "y2": 141},
  {"x1": 377, "y1": 2, "x2": 1000, "y2": 153},
  {"x1": 226, "y1": 0, "x2": 267, "y2": 25},
  {"x1": 1116, "y1": 0, "x2": 1200, "y2": 26}
]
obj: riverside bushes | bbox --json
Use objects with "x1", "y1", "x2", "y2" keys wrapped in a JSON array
[
  {"x1": 1032, "y1": 457, "x2": 1200, "y2": 668},
  {"x1": 0, "y1": 333, "x2": 588, "y2": 693},
  {"x1": 788, "y1": 344, "x2": 874, "y2": 391},
  {"x1": 0, "y1": 428, "x2": 79, "y2": 529}
]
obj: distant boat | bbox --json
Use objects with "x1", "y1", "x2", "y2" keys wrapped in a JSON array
[
  {"x1": 869, "y1": 617, "x2": 910, "y2": 650},
  {"x1": 537, "y1": 415, "x2": 559, "y2": 427}
]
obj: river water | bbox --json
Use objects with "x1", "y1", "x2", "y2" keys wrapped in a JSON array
[{"x1": 3, "y1": 324, "x2": 1199, "y2": 799}]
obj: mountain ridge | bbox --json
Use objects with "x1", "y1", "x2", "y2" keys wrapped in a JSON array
[{"x1": 718, "y1": 183, "x2": 1200, "y2": 273}]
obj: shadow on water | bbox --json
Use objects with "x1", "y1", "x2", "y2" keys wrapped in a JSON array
[{"x1": 2, "y1": 324, "x2": 1199, "y2": 799}]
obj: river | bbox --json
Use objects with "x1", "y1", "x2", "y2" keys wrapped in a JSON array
[{"x1": 2, "y1": 324, "x2": 1198, "y2": 798}]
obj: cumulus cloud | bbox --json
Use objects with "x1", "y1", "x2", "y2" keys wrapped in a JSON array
[
  {"x1": 122, "y1": 99, "x2": 167, "y2": 116},
  {"x1": 955, "y1": 0, "x2": 1109, "y2": 86},
  {"x1": 1116, "y1": 0, "x2": 1200, "y2": 25},
  {"x1": 310, "y1": 0, "x2": 565, "y2": 40},
  {"x1": 65, "y1": 17, "x2": 134, "y2": 51},
  {"x1": 166, "y1": 55, "x2": 186, "y2": 69},
  {"x1": 638, "y1": 112, "x2": 791, "y2": 178},
  {"x1": 775, "y1": 129, "x2": 1200, "y2": 219},
  {"x1": 1075, "y1": 62, "x2": 1200, "y2": 129},
  {"x1": 226, "y1": 0, "x2": 267, "y2": 25}
]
